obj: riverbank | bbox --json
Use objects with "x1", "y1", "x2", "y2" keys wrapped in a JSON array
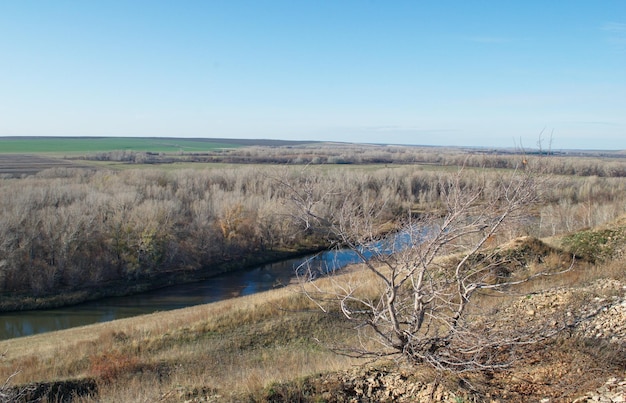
[
  {"x1": 0, "y1": 245, "x2": 326, "y2": 313},
  {"x1": 1, "y1": 226, "x2": 625, "y2": 402}
]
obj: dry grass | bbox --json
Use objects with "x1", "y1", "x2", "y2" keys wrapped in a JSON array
[{"x1": 0, "y1": 282, "x2": 366, "y2": 401}]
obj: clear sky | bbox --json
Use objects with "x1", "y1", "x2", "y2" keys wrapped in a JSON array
[{"x1": 1, "y1": 1, "x2": 624, "y2": 149}]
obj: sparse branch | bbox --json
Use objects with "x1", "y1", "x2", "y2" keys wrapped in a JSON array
[
  {"x1": 0, "y1": 352, "x2": 34, "y2": 403},
  {"x1": 285, "y1": 158, "x2": 583, "y2": 373}
]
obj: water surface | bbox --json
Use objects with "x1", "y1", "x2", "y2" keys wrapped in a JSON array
[{"x1": 0, "y1": 248, "x2": 364, "y2": 340}]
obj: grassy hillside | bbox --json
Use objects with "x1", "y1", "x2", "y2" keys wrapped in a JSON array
[
  {"x1": 0, "y1": 274, "x2": 365, "y2": 401},
  {"x1": 1, "y1": 220, "x2": 625, "y2": 402}
]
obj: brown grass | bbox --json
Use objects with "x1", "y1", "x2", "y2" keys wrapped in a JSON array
[{"x1": 0, "y1": 283, "x2": 366, "y2": 401}]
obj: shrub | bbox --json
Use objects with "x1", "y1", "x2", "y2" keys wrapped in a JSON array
[
  {"x1": 89, "y1": 351, "x2": 140, "y2": 383},
  {"x1": 561, "y1": 228, "x2": 625, "y2": 263}
]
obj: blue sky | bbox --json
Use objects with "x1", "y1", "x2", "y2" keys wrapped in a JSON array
[{"x1": 0, "y1": 1, "x2": 624, "y2": 149}]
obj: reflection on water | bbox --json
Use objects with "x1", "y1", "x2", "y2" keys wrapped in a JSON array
[{"x1": 0, "y1": 248, "x2": 366, "y2": 340}]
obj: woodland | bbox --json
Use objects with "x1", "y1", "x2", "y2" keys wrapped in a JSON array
[{"x1": 0, "y1": 145, "x2": 625, "y2": 310}]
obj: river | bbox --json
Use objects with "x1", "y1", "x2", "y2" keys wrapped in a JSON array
[{"x1": 0, "y1": 247, "x2": 367, "y2": 340}]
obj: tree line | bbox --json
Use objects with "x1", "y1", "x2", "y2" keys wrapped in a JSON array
[{"x1": 81, "y1": 144, "x2": 626, "y2": 177}]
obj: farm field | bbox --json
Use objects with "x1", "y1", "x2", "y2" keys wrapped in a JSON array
[
  {"x1": 0, "y1": 136, "x2": 322, "y2": 175},
  {"x1": 0, "y1": 154, "x2": 94, "y2": 176},
  {"x1": 0, "y1": 137, "x2": 245, "y2": 154}
]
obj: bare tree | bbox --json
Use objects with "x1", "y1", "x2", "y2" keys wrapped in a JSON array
[
  {"x1": 288, "y1": 161, "x2": 573, "y2": 372},
  {"x1": 0, "y1": 352, "x2": 33, "y2": 403},
  {"x1": 0, "y1": 372, "x2": 18, "y2": 403}
]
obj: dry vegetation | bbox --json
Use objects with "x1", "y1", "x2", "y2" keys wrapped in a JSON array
[
  {"x1": 1, "y1": 150, "x2": 625, "y2": 310},
  {"x1": 0, "y1": 145, "x2": 625, "y2": 401},
  {"x1": 0, "y1": 279, "x2": 365, "y2": 401},
  {"x1": 0, "y1": 221, "x2": 624, "y2": 402}
]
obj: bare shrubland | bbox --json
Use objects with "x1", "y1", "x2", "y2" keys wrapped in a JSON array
[{"x1": 1, "y1": 150, "x2": 625, "y2": 306}]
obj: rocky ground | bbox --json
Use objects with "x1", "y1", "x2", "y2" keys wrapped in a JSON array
[{"x1": 256, "y1": 278, "x2": 626, "y2": 403}]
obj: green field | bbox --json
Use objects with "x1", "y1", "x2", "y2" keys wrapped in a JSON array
[{"x1": 0, "y1": 137, "x2": 242, "y2": 154}]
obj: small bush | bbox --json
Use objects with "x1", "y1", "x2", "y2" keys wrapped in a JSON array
[{"x1": 561, "y1": 228, "x2": 625, "y2": 262}]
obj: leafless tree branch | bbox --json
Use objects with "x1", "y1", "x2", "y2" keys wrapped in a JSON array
[{"x1": 285, "y1": 159, "x2": 582, "y2": 372}]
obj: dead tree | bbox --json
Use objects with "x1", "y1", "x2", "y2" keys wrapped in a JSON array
[
  {"x1": 0, "y1": 352, "x2": 33, "y2": 403},
  {"x1": 286, "y1": 162, "x2": 573, "y2": 372}
]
